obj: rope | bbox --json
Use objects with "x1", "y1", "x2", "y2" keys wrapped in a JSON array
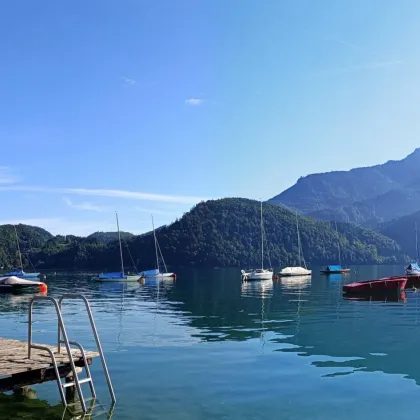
[
  {"x1": 123, "y1": 240, "x2": 138, "y2": 273},
  {"x1": 156, "y1": 238, "x2": 168, "y2": 273}
]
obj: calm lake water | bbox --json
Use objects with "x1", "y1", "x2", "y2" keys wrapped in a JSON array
[{"x1": 1, "y1": 265, "x2": 420, "y2": 419}]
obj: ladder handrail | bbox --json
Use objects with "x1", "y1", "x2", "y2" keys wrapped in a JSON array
[
  {"x1": 28, "y1": 296, "x2": 87, "y2": 412},
  {"x1": 58, "y1": 294, "x2": 116, "y2": 405}
]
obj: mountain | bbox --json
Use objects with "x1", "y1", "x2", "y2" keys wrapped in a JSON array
[
  {"x1": 0, "y1": 224, "x2": 53, "y2": 269},
  {"x1": 269, "y1": 148, "x2": 420, "y2": 226},
  {"x1": 380, "y1": 210, "x2": 420, "y2": 258},
  {"x1": 29, "y1": 199, "x2": 408, "y2": 270},
  {"x1": 87, "y1": 231, "x2": 134, "y2": 245}
]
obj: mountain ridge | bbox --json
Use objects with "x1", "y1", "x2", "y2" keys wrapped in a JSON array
[{"x1": 269, "y1": 148, "x2": 420, "y2": 225}]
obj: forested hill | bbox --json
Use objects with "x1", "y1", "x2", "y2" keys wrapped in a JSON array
[
  {"x1": 87, "y1": 231, "x2": 134, "y2": 245},
  {"x1": 0, "y1": 224, "x2": 52, "y2": 269},
  {"x1": 0, "y1": 198, "x2": 406, "y2": 271}
]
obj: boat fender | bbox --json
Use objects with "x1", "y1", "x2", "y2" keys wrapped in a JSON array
[{"x1": 39, "y1": 283, "x2": 48, "y2": 293}]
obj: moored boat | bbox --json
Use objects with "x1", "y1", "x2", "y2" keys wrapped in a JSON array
[
  {"x1": 137, "y1": 216, "x2": 176, "y2": 279},
  {"x1": 0, "y1": 276, "x2": 48, "y2": 292},
  {"x1": 406, "y1": 262, "x2": 420, "y2": 277},
  {"x1": 321, "y1": 265, "x2": 351, "y2": 275},
  {"x1": 240, "y1": 201, "x2": 273, "y2": 282},
  {"x1": 343, "y1": 276, "x2": 407, "y2": 294},
  {"x1": 279, "y1": 266, "x2": 312, "y2": 277},
  {"x1": 93, "y1": 212, "x2": 141, "y2": 282},
  {"x1": 278, "y1": 212, "x2": 312, "y2": 278}
]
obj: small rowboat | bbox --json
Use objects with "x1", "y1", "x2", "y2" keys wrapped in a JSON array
[{"x1": 343, "y1": 276, "x2": 407, "y2": 294}]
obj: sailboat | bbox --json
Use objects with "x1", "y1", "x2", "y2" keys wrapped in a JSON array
[
  {"x1": 93, "y1": 213, "x2": 141, "y2": 282},
  {"x1": 279, "y1": 213, "x2": 312, "y2": 277},
  {"x1": 241, "y1": 201, "x2": 273, "y2": 281},
  {"x1": 4, "y1": 226, "x2": 40, "y2": 279},
  {"x1": 320, "y1": 221, "x2": 351, "y2": 275},
  {"x1": 406, "y1": 222, "x2": 420, "y2": 276},
  {"x1": 138, "y1": 216, "x2": 175, "y2": 278}
]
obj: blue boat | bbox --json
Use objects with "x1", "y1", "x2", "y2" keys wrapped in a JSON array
[
  {"x1": 93, "y1": 213, "x2": 141, "y2": 282},
  {"x1": 320, "y1": 265, "x2": 351, "y2": 274},
  {"x1": 3, "y1": 269, "x2": 40, "y2": 279}
]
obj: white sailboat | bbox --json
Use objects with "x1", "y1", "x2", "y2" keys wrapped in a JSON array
[
  {"x1": 279, "y1": 212, "x2": 312, "y2": 277},
  {"x1": 4, "y1": 225, "x2": 41, "y2": 279},
  {"x1": 138, "y1": 216, "x2": 175, "y2": 279},
  {"x1": 406, "y1": 222, "x2": 420, "y2": 276},
  {"x1": 241, "y1": 201, "x2": 273, "y2": 281},
  {"x1": 93, "y1": 213, "x2": 141, "y2": 282}
]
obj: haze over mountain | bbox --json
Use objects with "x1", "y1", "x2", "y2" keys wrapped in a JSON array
[{"x1": 269, "y1": 148, "x2": 420, "y2": 226}]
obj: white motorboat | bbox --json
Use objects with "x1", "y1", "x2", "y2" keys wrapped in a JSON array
[{"x1": 0, "y1": 276, "x2": 47, "y2": 292}]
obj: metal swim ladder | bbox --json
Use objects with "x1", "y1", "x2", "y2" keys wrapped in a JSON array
[{"x1": 28, "y1": 294, "x2": 116, "y2": 413}]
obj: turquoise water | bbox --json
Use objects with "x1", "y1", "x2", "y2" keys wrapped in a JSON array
[{"x1": 1, "y1": 266, "x2": 420, "y2": 419}]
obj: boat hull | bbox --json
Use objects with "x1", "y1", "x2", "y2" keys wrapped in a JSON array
[
  {"x1": 343, "y1": 276, "x2": 407, "y2": 294},
  {"x1": 279, "y1": 267, "x2": 312, "y2": 277},
  {"x1": 242, "y1": 270, "x2": 273, "y2": 281},
  {"x1": 140, "y1": 272, "x2": 175, "y2": 278},
  {"x1": 93, "y1": 275, "x2": 141, "y2": 282},
  {"x1": 321, "y1": 269, "x2": 351, "y2": 275},
  {"x1": 0, "y1": 276, "x2": 45, "y2": 292}
]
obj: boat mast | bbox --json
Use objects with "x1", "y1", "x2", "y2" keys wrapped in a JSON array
[
  {"x1": 296, "y1": 212, "x2": 302, "y2": 267},
  {"x1": 152, "y1": 215, "x2": 159, "y2": 272},
  {"x1": 13, "y1": 225, "x2": 24, "y2": 271},
  {"x1": 260, "y1": 201, "x2": 264, "y2": 270},
  {"x1": 416, "y1": 222, "x2": 419, "y2": 261},
  {"x1": 335, "y1": 220, "x2": 342, "y2": 266},
  {"x1": 115, "y1": 212, "x2": 125, "y2": 275}
]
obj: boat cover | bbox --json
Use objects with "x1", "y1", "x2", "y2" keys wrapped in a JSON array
[
  {"x1": 327, "y1": 265, "x2": 343, "y2": 271},
  {"x1": 98, "y1": 272, "x2": 125, "y2": 279},
  {"x1": 4, "y1": 270, "x2": 25, "y2": 276},
  {"x1": 139, "y1": 269, "x2": 160, "y2": 276},
  {"x1": 0, "y1": 276, "x2": 43, "y2": 286},
  {"x1": 407, "y1": 263, "x2": 420, "y2": 271}
]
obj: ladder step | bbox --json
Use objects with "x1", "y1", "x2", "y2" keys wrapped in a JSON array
[{"x1": 63, "y1": 377, "x2": 92, "y2": 388}]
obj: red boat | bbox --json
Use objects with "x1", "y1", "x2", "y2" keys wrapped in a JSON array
[{"x1": 343, "y1": 276, "x2": 408, "y2": 294}]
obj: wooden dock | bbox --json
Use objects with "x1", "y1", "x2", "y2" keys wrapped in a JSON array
[{"x1": 0, "y1": 338, "x2": 99, "y2": 392}]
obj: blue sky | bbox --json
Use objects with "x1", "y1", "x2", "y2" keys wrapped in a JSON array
[{"x1": 1, "y1": 0, "x2": 419, "y2": 235}]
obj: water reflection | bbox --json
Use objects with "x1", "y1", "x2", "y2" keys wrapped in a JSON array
[
  {"x1": 241, "y1": 279, "x2": 273, "y2": 298},
  {"x1": 279, "y1": 275, "x2": 312, "y2": 291},
  {"x1": 2, "y1": 267, "x2": 420, "y2": 419}
]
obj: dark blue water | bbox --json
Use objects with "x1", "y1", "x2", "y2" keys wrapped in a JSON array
[{"x1": 1, "y1": 266, "x2": 420, "y2": 419}]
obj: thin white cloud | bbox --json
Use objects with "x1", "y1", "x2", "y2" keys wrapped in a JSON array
[
  {"x1": 185, "y1": 98, "x2": 203, "y2": 106},
  {"x1": 0, "y1": 166, "x2": 18, "y2": 184},
  {"x1": 0, "y1": 185, "x2": 207, "y2": 204},
  {"x1": 121, "y1": 76, "x2": 138, "y2": 86},
  {"x1": 63, "y1": 197, "x2": 108, "y2": 212},
  {"x1": 339, "y1": 60, "x2": 402, "y2": 73}
]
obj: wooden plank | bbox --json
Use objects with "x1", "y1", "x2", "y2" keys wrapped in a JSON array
[
  {"x1": 0, "y1": 338, "x2": 98, "y2": 377},
  {"x1": 0, "y1": 362, "x2": 88, "y2": 392}
]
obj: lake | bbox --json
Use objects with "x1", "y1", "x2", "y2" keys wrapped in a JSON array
[{"x1": 0, "y1": 265, "x2": 419, "y2": 419}]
